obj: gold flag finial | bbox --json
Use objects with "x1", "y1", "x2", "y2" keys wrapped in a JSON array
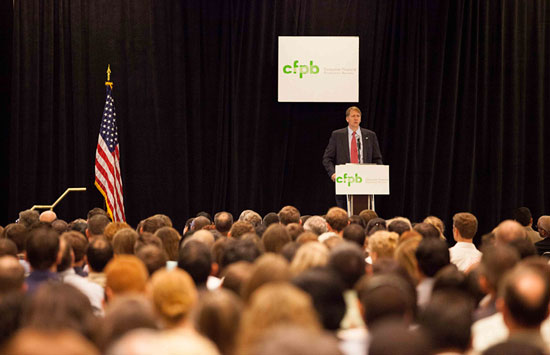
[{"x1": 105, "y1": 65, "x2": 113, "y2": 88}]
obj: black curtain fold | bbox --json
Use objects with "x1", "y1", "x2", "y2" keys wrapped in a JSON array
[{"x1": 5, "y1": 0, "x2": 550, "y2": 239}]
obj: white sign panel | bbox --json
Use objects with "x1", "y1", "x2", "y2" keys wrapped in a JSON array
[
  {"x1": 335, "y1": 164, "x2": 390, "y2": 195},
  {"x1": 278, "y1": 36, "x2": 359, "y2": 102}
]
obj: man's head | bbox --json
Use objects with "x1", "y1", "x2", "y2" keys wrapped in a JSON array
[
  {"x1": 0, "y1": 239, "x2": 18, "y2": 257},
  {"x1": 453, "y1": 212, "x2": 478, "y2": 240},
  {"x1": 413, "y1": 223, "x2": 440, "y2": 240},
  {"x1": 26, "y1": 226, "x2": 60, "y2": 271},
  {"x1": 262, "y1": 212, "x2": 280, "y2": 227},
  {"x1": 387, "y1": 220, "x2": 411, "y2": 236},
  {"x1": 87, "y1": 207, "x2": 109, "y2": 220},
  {"x1": 178, "y1": 240, "x2": 212, "y2": 286},
  {"x1": 0, "y1": 255, "x2": 26, "y2": 294},
  {"x1": 3, "y1": 223, "x2": 28, "y2": 254},
  {"x1": 345, "y1": 106, "x2": 361, "y2": 131},
  {"x1": 342, "y1": 223, "x2": 366, "y2": 247},
  {"x1": 87, "y1": 238, "x2": 114, "y2": 273},
  {"x1": 495, "y1": 220, "x2": 527, "y2": 244},
  {"x1": 214, "y1": 211, "x2": 234, "y2": 235},
  {"x1": 191, "y1": 216, "x2": 212, "y2": 231},
  {"x1": 86, "y1": 214, "x2": 111, "y2": 240},
  {"x1": 60, "y1": 231, "x2": 88, "y2": 265},
  {"x1": 240, "y1": 210, "x2": 262, "y2": 227},
  {"x1": 303, "y1": 216, "x2": 328, "y2": 236},
  {"x1": 415, "y1": 238, "x2": 450, "y2": 278},
  {"x1": 537, "y1": 216, "x2": 550, "y2": 239},
  {"x1": 328, "y1": 242, "x2": 366, "y2": 289},
  {"x1": 141, "y1": 216, "x2": 167, "y2": 234},
  {"x1": 513, "y1": 207, "x2": 533, "y2": 227},
  {"x1": 18, "y1": 209, "x2": 39, "y2": 228},
  {"x1": 135, "y1": 245, "x2": 168, "y2": 276},
  {"x1": 325, "y1": 207, "x2": 349, "y2": 233},
  {"x1": 499, "y1": 264, "x2": 550, "y2": 329},
  {"x1": 39, "y1": 210, "x2": 57, "y2": 223},
  {"x1": 105, "y1": 255, "x2": 148, "y2": 298},
  {"x1": 229, "y1": 221, "x2": 255, "y2": 240},
  {"x1": 262, "y1": 224, "x2": 291, "y2": 253},
  {"x1": 278, "y1": 206, "x2": 301, "y2": 226},
  {"x1": 479, "y1": 244, "x2": 519, "y2": 295}
]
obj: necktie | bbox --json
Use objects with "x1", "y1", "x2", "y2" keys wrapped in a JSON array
[{"x1": 351, "y1": 131, "x2": 359, "y2": 163}]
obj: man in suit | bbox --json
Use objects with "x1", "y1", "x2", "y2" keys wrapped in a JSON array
[
  {"x1": 322, "y1": 106, "x2": 383, "y2": 208},
  {"x1": 534, "y1": 215, "x2": 550, "y2": 256}
]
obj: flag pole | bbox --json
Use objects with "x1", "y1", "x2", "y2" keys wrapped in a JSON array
[{"x1": 105, "y1": 64, "x2": 113, "y2": 88}]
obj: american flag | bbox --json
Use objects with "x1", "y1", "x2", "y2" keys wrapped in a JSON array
[{"x1": 94, "y1": 84, "x2": 126, "y2": 222}]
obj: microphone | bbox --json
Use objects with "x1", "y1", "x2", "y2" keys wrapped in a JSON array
[{"x1": 357, "y1": 135, "x2": 362, "y2": 163}]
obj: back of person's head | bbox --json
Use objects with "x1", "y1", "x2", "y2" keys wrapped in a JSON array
[
  {"x1": 495, "y1": 219, "x2": 527, "y2": 244},
  {"x1": 368, "y1": 230, "x2": 399, "y2": 260},
  {"x1": 278, "y1": 206, "x2": 301, "y2": 226},
  {"x1": 414, "y1": 222, "x2": 441, "y2": 240},
  {"x1": 135, "y1": 245, "x2": 168, "y2": 276},
  {"x1": 415, "y1": 238, "x2": 450, "y2": 277},
  {"x1": 98, "y1": 294, "x2": 158, "y2": 351},
  {"x1": 290, "y1": 242, "x2": 329, "y2": 275},
  {"x1": 134, "y1": 232, "x2": 163, "y2": 254},
  {"x1": 68, "y1": 219, "x2": 88, "y2": 237},
  {"x1": 38, "y1": 210, "x2": 57, "y2": 224},
  {"x1": 220, "y1": 239, "x2": 262, "y2": 270},
  {"x1": 57, "y1": 235, "x2": 74, "y2": 273},
  {"x1": 423, "y1": 216, "x2": 445, "y2": 239},
  {"x1": 18, "y1": 209, "x2": 40, "y2": 228},
  {"x1": 113, "y1": 228, "x2": 139, "y2": 255},
  {"x1": 229, "y1": 221, "x2": 255, "y2": 240},
  {"x1": 3, "y1": 223, "x2": 28, "y2": 254},
  {"x1": 240, "y1": 210, "x2": 262, "y2": 227},
  {"x1": 141, "y1": 215, "x2": 167, "y2": 234},
  {"x1": 359, "y1": 209, "x2": 378, "y2": 226},
  {"x1": 150, "y1": 268, "x2": 197, "y2": 327},
  {"x1": 60, "y1": 231, "x2": 88, "y2": 264},
  {"x1": 356, "y1": 274, "x2": 417, "y2": 327},
  {"x1": 105, "y1": 255, "x2": 148, "y2": 296},
  {"x1": 4, "y1": 329, "x2": 100, "y2": 355},
  {"x1": 0, "y1": 238, "x2": 17, "y2": 257},
  {"x1": 104, "y1": 222, "x2": 131, "y2": 242},
  {"x1": 328, "y1": 241, "x2": 366, "y2": 289},
  {"x1": 479, "y1": 244, "x2": 520, "y2": 292},
  {"x1": 366, "y1": 218, "x2": 386, "y2": 236},
  {"x1": 22, "y1": 282, "x2": 97, "y2": 339},
  {"x1": 0, "y1": 255, "x2": 25, "y2": 294},
  {"x1": 418, "y1": 290, "x2": 474, "y2": 353},
  {"x1": 249, "y1": 325, "x2": 342, "y2": 355},
  {"x1": 241, "y1": 253, "x2": 291, "y2": 302},
  {"x1": 499, "y1": 264, "x2": 550, "y2": 328},
  {"x1": 342, "y1": 223, "x2": 366, "y2": 246},
  {"x1": 368, "y1": 320, "x2": 432, "y2": 355},
  {"x1": 483, "y1": 340, "x2": 545, "y2": 355},
  {"x1": 87, "y1": 214, "x2": 111, "y2": 237},
  {"x1": 432, "y1": 264, "x2": 468, "y2": 293},
  {"x1": 537, "y1": 216, "x2": 550, "y2": 238},
  {"x1": 286, "y1": 223, "x2": 305, "y2": 241},
  {"x1": 325, "y1": 207, "x2": 349, "y2": 232},
  {"x1": 280, "y1": 241, "x2": 300, "y2": 262},
  {"x1": 87, "y1": 237, "x2": 114, "y2": 272},
  {"x1": 513, "y1": 207, "x2": 532, "y2": 227},
  {"x1": 292, "y1": 267, "x2": 346, "y2": 331},
  {"x1": 178, "y1": 240, "x2": 212, "y2": 286},
  {"x1": 296, "y1": 231, "x2": 320, "y2": 244},
  {"x1": 51, "y1": 219, "x2": 68, "y2": 234},
  {"x1": 453, "y1": 212, "x2": 478, "y2": 239},
  {"x1": 154, "y1": 227, "x2": 181, "y2": 261},
  {"x1": 238, "y1": 283, "x2": 320, "y2": 351},
  {"x1": 221, "y1": 261, "x2": 253, "y2": 297},
  {"x1": 87, "y1": 207, "x2": 109, "y2": 220},
  {"x1": 262, "y1": 224, "x2": 291, "y2": 253},
  {"x1": 196, "y1": 211, "x2": 212, "y2": 222},
  {"x1": 303, "y1": 215, "x2": 328, "y2": 236},
  {"x1": 214, "y1": 211, "x2": 234, "y2": 234},
  {"x1": 394, "y1": 235, "x2": 422, "y2": 283},
  {"x1": 349, "y1": 214, "x2": 366, "y2": 228},
  {"x1": 387, "y1": 220, "x2": 411, "y2": 236},
  {"x1": 192, "y1": 216, "x2": 212, "y2": 231},
  {"x1": 262, "y1": 212, "x2": 279, "y2": 227},
  {"x1": 26, "y1": 226, "x2": 60, "y2": 270},
  {"x1": 184, "y1": 229, "x2": 215, "y2": 249},
  {"x1": 194, "y1": 289, "x2": 243, "y2": 355}
]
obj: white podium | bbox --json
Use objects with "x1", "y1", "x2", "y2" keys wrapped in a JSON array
[{"x1": 335, "y1": 164, "x2": 390, "y2": 216}]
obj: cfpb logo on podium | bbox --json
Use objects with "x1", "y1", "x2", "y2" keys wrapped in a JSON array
[{"x1": 282, "y1": 60, "x2": 320, "y2": 78}]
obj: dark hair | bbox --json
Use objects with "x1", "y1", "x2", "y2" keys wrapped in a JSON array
[
  {"x1": 214, "y1": 212, "x2": 233, "y2": 234},
  {"x1": 0, "y1": 239, "x2": 18, "y2": 257},
  {"x1": 286, "y1": 223, "x2": 305, "y2": 241},
  {"x1": 278, "y1": 206, "x2": 301, "y2": 225},
  {"x1": 388, "y1": 220, "x2": 411, "y2": 235},
  {"x1": 220, "y1": 239, "x2": 262, "y2": 270},
  {"x1": 418, "y1": 290, "x2": 474, "y2": 352},
  {"x1": 87, "y1": 214, "x2": 110, "y2": 236},
  {"x1": 61, "y1": 231, "x2": 88, "y2": 263},
  {"x1": 26, "y1": 226, "x2": 60, "y2": 270},
  {"x1": 86, "y1": 238, "x2": 114, "y2": 272},
  {"x1": 342, "y1": 224, "x2": 366, "y2": 247},
  {"x1": 262, "y1": 224, "x2": 291, "y2": 253},
  {"x1": 415, "y1": 238, "x2": 450, "y2": 277},
  {"x1": 292, "y1": 267, "x2": 346, "y2": 330},
  {"x1": 0, "y1": 291, "x2": 25, "y2": 345},
  {"x1": 366, "y1": 218, "x2": 386, "y2": 236},
  {"x1": 178, "y1": 240, "x2": 211, "y2": 286},
  {"x1": 3, "y1": 224, "x2": 28, "y2": 253},
  {"x1": 87, "y1": 207, "x2": 109, "y2": 220},
  {"x1": 513, "y1": 207, "x2": 532, "y2": 227},
  {"x1": 262, "y1": 212, "x2": 279, "y2": 227},
  {"x1": 369, "y1": 322, "x2": 432, "y2": 355},
  {"x1": 18, "y1": 209, "x2": 40, "y2": 228},
  {"x1": 479, "y1": 244, "x2": 519, "y2": 291},
  {"x1": 414, "y1": 222, "x2": 441, "y2": 240},
  {"x1": 133, "y1": 232, "x2": 162, "y2": 254},
  {"x1": 483, "y1": 341, "x2": 544, "y2": 355},
  {"x1": 280, "y1": 242, "x2": 300, "y2": 263},
  {"x1": 508, "y1": 237, "x2": 537, "y2": 259},
  {"x1": 141, "y1": 216, "x2": 167, "y2": 234},
  {"x1": 196, "y1": 211, "x2": 212, "y2": 222},
  {"x1": 136, "y1": 245, "x2": 168, "y2": 276},
  {"x1": 192, "y1": 216, "x2": 212, "y2": 231},
  {"x1": 349, "y1": 215, "x2": 366, "y2": 228},
  {"x1": 328, "y1": 242, "x2": 366, "y2": 289}
]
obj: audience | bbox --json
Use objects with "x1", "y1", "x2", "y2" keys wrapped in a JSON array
[{"x1": 2, "y1": 204, "x2": 550, "y2": 355}]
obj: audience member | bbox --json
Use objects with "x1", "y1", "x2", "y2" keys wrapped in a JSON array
[
  {"x1": 221, "y1": 261, "x2": 253, "y2": 296},
  {"x1": 103, "y1": 221, "x2": 132, "y2": 242},
  {"x1": 250, "y1": 325, "x2": 342, "y2": 355},
  {"x1": 241, "y1": 254, "x2": 291, "y2": 302},
  {"x1": 366, "y1": 218, "x2": 386, "y2": 236},
  {"x1": 325, "y1": 207, "x2": 349, "y2": 235},
  {"x1": 17, "y1": 209, "x2": 39, "y2": 228},
  {"x1": 534, "y1": 216, "x2": 550, "y2": 255},
  {"x1": 178, "y1": 240, "x2": 213, "y2": 288},
  {"x1": 514, "y1": 207, "x2": 542, "y2": 243},
  {"x1": 104, "y1": 255, "x2": 148, "y2": 301},
  {"x1": 0, "y1": 238, "x2": 17, "y2": 257},
  {"x1": 449, "y1": 212, "x2": 481, "y2": 271},
  {"x1": 39, "y1": 210, "x2": 57, "y2": 223},
  {"x1": 278, "y1": 206, "x2": 301, "y2": 225},
  {"x1": 359, "y1": 209, "x2": 378, "y2": 227},
  {"x1": 261, "y1": 224, "x2": 291, "y2": 253},
  {"x1": 286, "y1": 223, "x2": 305, "y2": 241},
  {"x1": 0, "y1": 256, "x2": 26, "y2": 295},
  {"x1": 86, "y1": 214, "x2": 111, "y2": 241},
  {"x1": 290, "y1": 242, "x2": 329, "y2": 275},
  {"x1": 214, "y1": 211, "x2": 234, "y2": 236},
  {"x1": 136, "y1": 245, "x2": 168, "y2": 276},
  {"x1": 387, "y1": 220, "x2": 411, "y2": 236},
  {"x1": 368, "y1": 231, "x2": 399, "y2": 263},
  {"x1": 61, "y1": 230, "x2": 89, "y2": 276},
  {"x1": 414, "y1": 222, "x2": 440, "y2": 240},
  {"x1": 229, "y1": 221, "x2": 255, "y2": 239},
  {"x1": 113, "y1": 228, "x2": 139, "y2": 255},
  {"x1": 415, "y1": 238, "x2": 450, "y2": 309},
  {"x1": 495, "y1": 219, "x2": 527, "y2": 245},
  {"x1": 423, "y1": 215, "x2": 446, "y2": 240},
  {"x1": 342, "y1": 223, "x2": 366, "y2": 247},
  {"x1": 86, "y1": 237, "x2": 114, "y2": 288},
  {"x1": 262, "y1": 212, "x2": 280, "y2": 227},
  {"x1": 4, "y1": 329, "x2": 100, "y2": 355},
  {"x1": 25, "y1": 226, "x2": 60, "y2": 294},
  {"x1": 303, "y1": 215, "x2": 328, "y2": 236}
]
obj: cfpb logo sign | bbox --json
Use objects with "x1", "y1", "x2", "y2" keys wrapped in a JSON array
[
  {"x1": 336, "y1": 173, "x2": 363, "y2": 187},
  {"x1": 282, "y1": 60, "x2": 319, "y2": 78}
]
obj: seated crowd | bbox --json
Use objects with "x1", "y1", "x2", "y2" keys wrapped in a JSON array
[{"x1": 1, "y1": 206, "x2": 550, "y2": 354}]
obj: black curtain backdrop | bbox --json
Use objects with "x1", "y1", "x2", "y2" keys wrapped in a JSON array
[{"x1": 5, "y1": 0, "x2": 550, "y2": 242}]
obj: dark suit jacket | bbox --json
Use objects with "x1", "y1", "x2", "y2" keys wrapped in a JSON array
[
  {"x1": 535, "y1": 238, "x2": 550, "y2": 256},
  {"x1": 322, "y1": 127, "x2": 383, "y2": 177}
]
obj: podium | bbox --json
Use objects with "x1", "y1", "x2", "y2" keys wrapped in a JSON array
[{"x1": 335, "y1": 164, "x2": 389, "y2": 216}]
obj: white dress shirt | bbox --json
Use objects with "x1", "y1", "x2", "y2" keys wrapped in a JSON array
[
  {"x1": 449, "y1": 241, "x2": 481, "y2": 272},
  {"x1": 347, "y1": 126, "x2": 363, "y2": 163}
]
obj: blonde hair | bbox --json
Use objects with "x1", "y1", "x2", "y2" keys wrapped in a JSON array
[
  {"x1": 368, "y1": 231, "x2": 399, "y2": 260},
  {"x1": 290, "y1": 242, "x2": 329, "y2": 275},
  {"x1": 151, "y1": 268, "x2": 197, "y2": 327},
  {"x1": 237, "y1": 283, "x2": 321, "y2": 352},
  {"x1": 424, "y1": 216, "x2": 446, "y2": 240}
]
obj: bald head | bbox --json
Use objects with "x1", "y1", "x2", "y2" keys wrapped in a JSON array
[
  {"x1": 184, "y1": 230, "x2": 215, "y2": 248},
  {"x1": 537, "y1": 216, "x2": 550, "y2": 239},
  {"x1": 39, "y1": 210, "x2": 57, "y2": 223},
  {"x1": 0, "y1": 255, "x2": 26, "y2": 294},
  {"x1": 494, "y1": 220, "x2": 527, "y2": 245}
]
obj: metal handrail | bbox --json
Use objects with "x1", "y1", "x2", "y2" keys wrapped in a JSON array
[{"x1": 30, "y1": 187, "x2": 87, "y2": 211}]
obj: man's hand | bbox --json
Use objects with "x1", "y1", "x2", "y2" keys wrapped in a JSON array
[{"x1": 331, "y1": 173, "x2": 336, "y2": 182}]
